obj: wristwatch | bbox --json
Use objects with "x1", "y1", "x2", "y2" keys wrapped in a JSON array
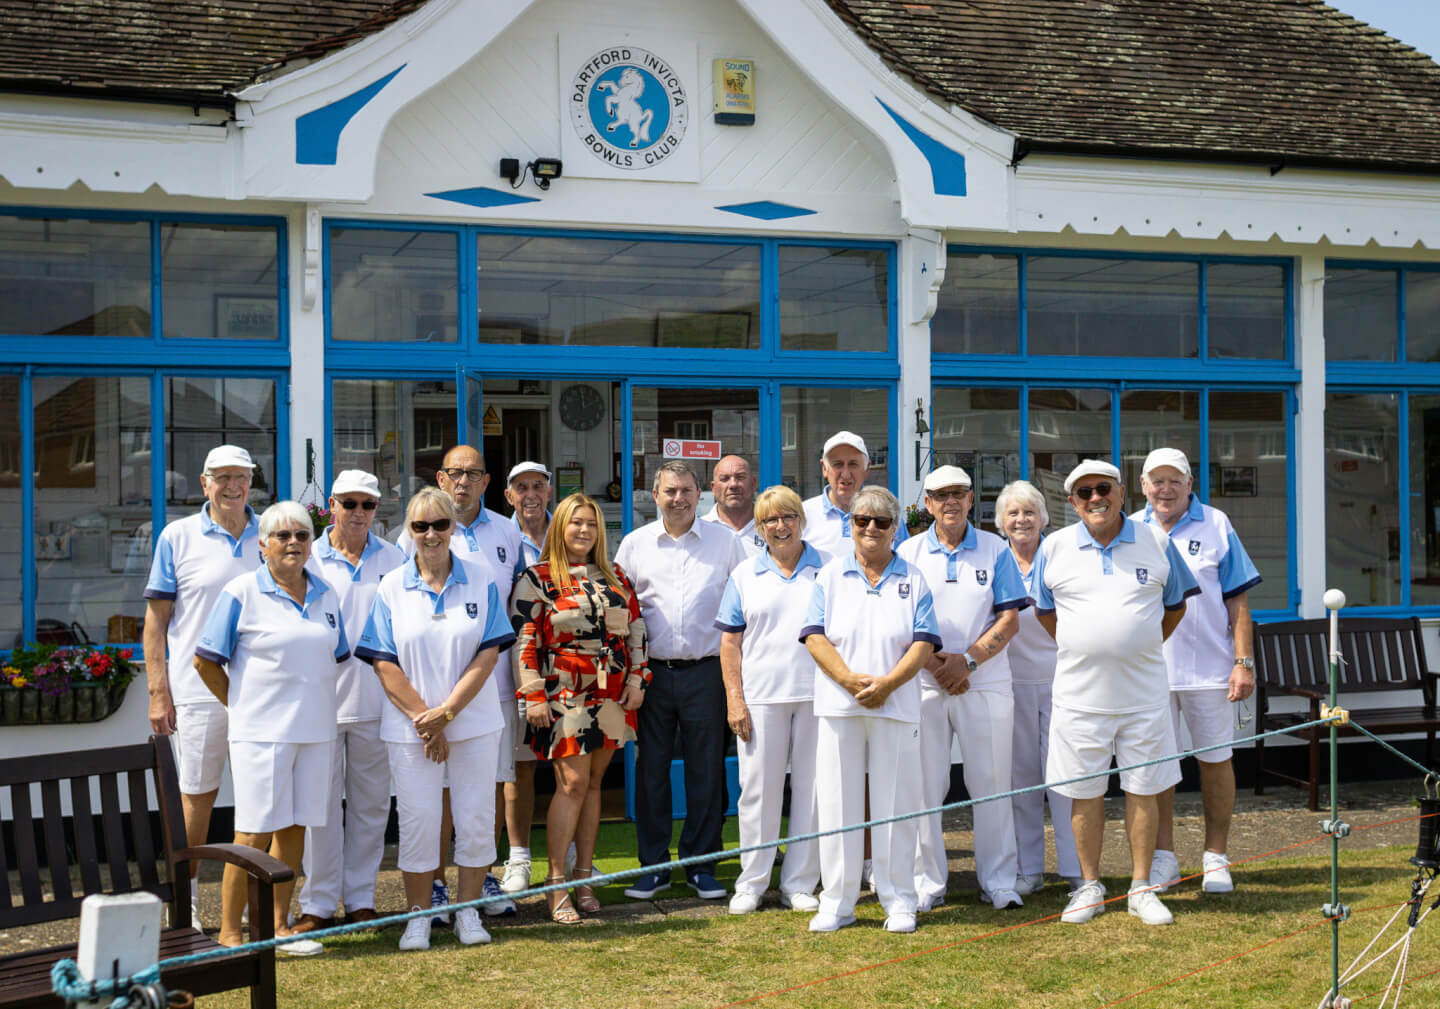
[
  {"x1": 962, "y1": 652, "x2": 978, "y2": 673},
  {"x1": 443, "y1": 707, "x2": 455, "y2": 722},
  {"x1": 1233, "y1": 657, "x2": 1255, "y2": 671}
]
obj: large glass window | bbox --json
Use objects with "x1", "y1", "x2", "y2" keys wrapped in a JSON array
[
  {"x1": 1120, "y1": 390, "x2": 1200, "y2": 515},
  {"x1": 1027, "y1": 257, "x2": 1198, "y2": 358},
  {"x1": 781, "y1": 387, "x2": 890, "y2": 498},
  {"x1": 1325, "y1": 268, "x2": 1397, "y2": 362},
  {"x1": 330, "y1": 228, "x2": 458, "y2": 343},
  {"x1": 930, "y1": 254, "x2": 1018, "y2": 355},
  {"x1": 1029, "y1": 388, "x2": 1111, "y2": 530},
  {"x1": 930, "y1": 386, "x2": 1019, "y2": 532},
  {"x1": 1410, "y1": 394, "x2": 1440, "y2": 605},
  {"x1": 1325, "y1": 392, "x2": 1399, "y2": 607},
  {"x1": 1, "y1": 376, "x2": 19, "y2": 646},
  {"x1": 779, "y1": 246, "x2": 889, "y2": 352},
  {"x1": 1208, "y1": 263, "x2": 1286, "y2": 360},
  {"x1": 0, "y1": 216, "x2": 150, "y2": 337},
  {"x1": 1210, "y1": 391, "x2": 1289, "y2": 610},
  {"x1": 1405, "y1": 271, "x2": 1440, "y2": 364},
  {"x1": 631, "y1": 387, "x2": 760, "y2": 527},
  {"x1": 161, "y1": 223, "x2": 280, "y2": 340},
  {"x1": 475, "y1": 235, "x2": 761, "y2": 348},
  {"x1": 164, "y1": 378, "x2": 278, "y2": 521}
]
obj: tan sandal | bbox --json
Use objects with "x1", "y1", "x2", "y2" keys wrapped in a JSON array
[
  {"x1": 547, "y1": 874, "x2": 581, "y2": 924},
  {"x1": 572, "y1": 866, "x2": 601, "y2": 914}
]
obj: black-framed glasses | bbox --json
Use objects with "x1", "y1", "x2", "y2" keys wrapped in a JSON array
[
  {"x1": 852, "y1": 514, "x2": 894, "y2": 531},
  {"x1": 410, "y1": 518, "x2": 453, "y2": 534},
  {"x1": 338, "y1": 499, "x2": 379, "y2": 511},
  {"x1": 759, "y1": 513, "x2": 801, "y2": 528},
  {"x1": 442, "y1": 467, "x2": 486, "y2": 483},
  {"x1": 1073, "y1": 482, "x2": 1114, "y2": 501},
  {"x1": 269, "y1": 529, "x2": 312, "y2": 543}
]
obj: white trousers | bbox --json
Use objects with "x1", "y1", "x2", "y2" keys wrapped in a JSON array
[
  {"x1": 300, "y1": 720, "x2": 392, "y2": 917},
  {"x1": 733, "y1": 701, "x2": 820, "y2": 897},
  {"x1": 915, "y1": 684, "x2": 1019, "y2": 900},
  {"x1": 1011, "y1": 680, "x2": 1080, "y2": 879},
  {"x1": 815, "y1": 715, "x2": 920, "y2": 918},
  {"x1": 389, "y1": 731, "x2": 499, "y2": 874}
]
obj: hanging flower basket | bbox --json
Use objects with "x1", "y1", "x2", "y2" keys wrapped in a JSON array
[
  {"x1": 1, "y1": 644, "x2": 136, "y2": 726},
  {"x1": 905, "y1": 503, "x2": 934, "y2": 535}
]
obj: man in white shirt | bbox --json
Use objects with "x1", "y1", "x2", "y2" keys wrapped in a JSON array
[
  {"x1": 802, "y1": 431, "x2": 907, "y2": 555},
  {"x1": 1033, "y1": 459, "x2": 1199, "y2": 928},
  {"x1": 291, "y1": 470, "x2": 405, "y2": 934},
  {"x1": 1133, "y1": 448, "x2": 1262, "y2": 897},
  {"x1": 143, "y1": 444, "x2": 262, "y2": 921},
  {"x1": 702, "y1": 454, "x2": 763, "y2": 557},
  {"x1": 616, "y1": 460, "x2": 748, "y2": 901}
]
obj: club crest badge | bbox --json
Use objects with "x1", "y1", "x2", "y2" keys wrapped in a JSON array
[
  {"x1": 1136, "y1": 568, "x2": 1150, "y2": 585},
  {"x1": 497, "y1": 546, "x2": 507, "y2": 564},
  {"x1": 465, "y1": 602, "x2": 479, "y2": 619},
  {"x1": 975, "y1": 570, "x2": 989, "y2": 586},
  {"x1": 325, "y1": 612, "x2": 336, "y2": 628},
  {"x1": 1188, "y1": 539, "x2": 1201, "y2": 555},
  {"x1": 898, "y1": 582, "x2": 912, "y2": 599},
  {"x1": 571, "y1": 46, "x2": 688, "y2": 170}
]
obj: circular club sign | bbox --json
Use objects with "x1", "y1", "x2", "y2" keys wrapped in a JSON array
[{"x1": 571, "y1": 46, "x2": 688, "y2": 170}]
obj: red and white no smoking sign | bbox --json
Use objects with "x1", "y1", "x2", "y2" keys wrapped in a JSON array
[{"x1": 662, "y1": 438, "x2": 722, "y2": 460}]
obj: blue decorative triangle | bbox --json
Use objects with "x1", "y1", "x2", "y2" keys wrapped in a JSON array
[
  {"x1": 715, "y1": 200, "x2": 817, "y2": 221},
  {"x1": 425, "y1": 187, "x2": 540, "y2": 208},
  {"x1": 876, "y1": 98, "x2": 967, "y2": 197}
]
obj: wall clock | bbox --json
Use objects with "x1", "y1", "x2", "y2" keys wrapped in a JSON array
[{"x1": 559, "y1": 383, "x2": 606, "y2": 431}]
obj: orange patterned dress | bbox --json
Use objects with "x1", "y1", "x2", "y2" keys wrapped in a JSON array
[{"x1": 510, "y1": 561, "x2": 650, "y2": 760}]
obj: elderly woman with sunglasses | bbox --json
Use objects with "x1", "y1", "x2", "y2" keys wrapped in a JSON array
[
  {"x1": 355, "y1": 486, "x2": 516, "y2": 951},
  {"x1": 194, "y1": 501, "x2": 350, "y2": 954},
  {"x1": 716, "y1": 485, "x2": 830, "y2": 916},
  {"x1": 800, "y1": 486, "x2": 940, "y2": 935}
]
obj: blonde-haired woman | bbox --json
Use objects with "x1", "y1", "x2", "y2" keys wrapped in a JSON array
[{"x1": 511, "y1": 493, "x2": 649, "y2": 923}]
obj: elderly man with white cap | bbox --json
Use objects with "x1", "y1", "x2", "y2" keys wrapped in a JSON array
[
  {"x1": 143, "y1": 443, "x2": 263, "y2": 926},
  {"x1": 1132, "y1": 448, "x2": 1261, "y2": 897},
  {"x1": 497, "y1": 460, "x2": 552, "y2": 894},
  {"x1": 1031, "y1": 459, "x2": 1199, "y2": 927},
  {"x1": 898, "y1": 465, "x2": 1029, "y2": 912},
  {"x1": 802, "y1": 431, "x2": 907, "y2": 556},
  {"x1": 289, "y1": 470, "x2": 406, "y2": 934}
]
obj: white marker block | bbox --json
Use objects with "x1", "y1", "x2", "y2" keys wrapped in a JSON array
[{"x1": 76, "y1": 892, "x2": 162, "y2": 1009}]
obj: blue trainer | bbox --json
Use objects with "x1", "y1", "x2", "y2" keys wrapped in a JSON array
[
  {"x1": 430, "y1": 880, "x2": 451, "y2": 927},
  {"x1": 481, "y1": 872, "x2": 518, "y2": 917}
]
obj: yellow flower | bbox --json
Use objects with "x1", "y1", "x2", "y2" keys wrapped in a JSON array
[{"x1": 11, "y1": 676, "x2": 28, "y2": 688}]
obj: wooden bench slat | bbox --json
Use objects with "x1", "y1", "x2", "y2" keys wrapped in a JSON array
[
  {"x1": 68, "y1": 778, "x2": 103, "y2": 896},
  {"x1": 0, "y1": 744, "x2": 154, "y2": 788},
  {"x1": 97, "y1": 772, "x2": 131, "y2": 893},
  {"x1": 126, "y1": 769, "x2": 160, "y2": 892},
  {"x1": 39, "y1": 778, "x2": 72, "y2": 905},
  {"x1": 11, "y1": 782, "x2": 45, "y2": 906}
]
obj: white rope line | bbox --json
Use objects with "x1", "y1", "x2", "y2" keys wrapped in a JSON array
[{"x1": 1324, "y1": 877, "x2": 1436, "y2": 1009}]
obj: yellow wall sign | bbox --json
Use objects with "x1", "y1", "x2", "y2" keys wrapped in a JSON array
[{"x1": 713, "y1": 58, "x2": 755, "y2": 125}]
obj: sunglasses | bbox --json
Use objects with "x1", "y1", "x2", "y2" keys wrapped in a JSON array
[
  {"x1": 337, "y1": 499, "x2": 379, "y2": 511},
  {"x1": 851, "y1": 514, "x2": 894, "y2": 531},
  {"x1": 410, "y1": 518, "x2": 453, "y2": 534},
  {"x1": 1073, "y1": 482, "x2": 1114, "y2": 501},
  {"x1": 269, "y1": 529, "x2": 311, "y2": 544}
]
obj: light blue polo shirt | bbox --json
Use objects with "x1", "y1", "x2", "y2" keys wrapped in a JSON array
[
  {"x1": 309, "y1": 530, "x2": 406, "y2": 723},
  {"x1": 143, "y1": 504, "x2": 262, "y2": 706},
  {"x1": 195, "y1": 566, "x2": 348, "y2": 744},
  {"x1": 1034, "y1": 517, "x2": 1201, "y2": 714},
  {"x1": 897, "y1": 522, "x2": 1029, "y2": 692},
  {"x1": 801, "y1": 489, "x2": 909, "y2": 557},
  {"x1": 800, "y1": 551, "x2": 941, "y2": 723},
  {"x1": 714, "y1": 543, "x2": 831, "y2": 705},
  {"x1": 513, "y1": 512, "x2": 551, "y2": 567},
  {"x1": 355, "y1": 556, "x2": 515, "y2": 745},
  {"x1": 1135, "y1": 495, "x2": 1263, "y2": 691}
]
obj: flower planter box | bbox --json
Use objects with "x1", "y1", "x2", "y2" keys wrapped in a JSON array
[{"x1": 0, "y1": 681, "x2": 130, "y2": 725}]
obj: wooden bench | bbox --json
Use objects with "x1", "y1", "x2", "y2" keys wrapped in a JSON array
[
  {"x1": 1254, "y1": 616, "x2": 1438, "y2": 811},
  {"x1": 1, "y1": 736, "x2": 293, "y2": 1009}
]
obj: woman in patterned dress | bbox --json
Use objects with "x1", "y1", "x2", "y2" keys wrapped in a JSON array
[{"x1": 511, "y1": 493, "x2": 649, "y2": 923}]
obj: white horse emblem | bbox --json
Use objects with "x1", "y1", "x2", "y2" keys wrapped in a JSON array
[{"x1": 597, "y1": 68, "x2": 653, "y2": 148}]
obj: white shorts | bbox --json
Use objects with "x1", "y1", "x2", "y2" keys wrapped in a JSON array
[
  {"x1": 174, "y1": 701, "x2": 229, "y2": 794},
  {"x1": 1047, "y1": 704, "x2": 1182, "y2": 800},
  {"x1": 495, "y1": 697, "x2": 520, "y2": 783},
  {"x1": 1169, "y1": 688, "x2": 1235, "y2": 763},
  {"x1": 229, "y1": 740, "x2": 332, "y2": 833}
]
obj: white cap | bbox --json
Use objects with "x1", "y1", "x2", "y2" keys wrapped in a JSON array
[
  {"x1": 330, "y1": 470, "x2": 381, "y2": 498},
  {"x1": 507, "y1": 461, "x2": 552, "y2": 484},
  {"x1": 1141, "y1": 447, "x2": 1192, "y2": 479},
  {"x1": 1063, "y1": 458, "x2": 1122, "y2": 494},
  {"x1": 923, "y1": 465, "x2": 972, "y2": 492},
  {"x1": 203, "y1": 444, "x2": 254, "y2": 472},
  {"x1": 822, "y1": 430, "x2": 869, "y2": 463}
]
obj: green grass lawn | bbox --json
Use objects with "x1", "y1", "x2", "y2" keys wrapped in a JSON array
[{"x1": 200, "y1": 839, "x2": 1440, "y2": 1009}]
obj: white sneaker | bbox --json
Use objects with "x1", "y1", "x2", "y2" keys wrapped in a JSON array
[
  {"x1": 500, "y1": 856, "x2": 532, "y2": 894},
  {"x1": 454, "y1": 907, "x2": 492, "y2": 945},
  {"x1": 728, "y1": 891, "x2": 761, "y2": 915},
  {"x1": 1202, "y1": 851, "x2": 1235, "y2": 894},
  {"x1": 1127, "y1": 882, "x2": 1174, "y2": 925},
  {"x1": 808, "y1": 911, "x2": 857, "y2": 932},
  {"x1": 780, "y1": 891, "x2": 820, "y2": 912},
  {"x1": 1060, "y1": 880, "x2": 1107, "y2": 924},
  {"x1": 481, "y1": 873, "x2": 518, "y2": 916},
  {"x1": 1015, "y1": 873, "x2": 1045, "y2": 896},
  {"x1": 916, "y1": 891, "x2": 945, "y2": 912},
  {"x1": 987, "y1": 888, "x2": 1024, "y2": 910},
  {"x1": 860, "y1": 859, "x2": 874, "y2": 892},
  {"x1": 1149, "y1": 849, "x2": 1181, "y2": 893},
  {"x1": 883, "y1": 912, "x2": 917, "y2": 933},
  {"x1": 277, "y1": 937, "x2": 324, "y2": 957},
  {"x1": 398, "y1": 909, "x2": 431, "y2": 951}
]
